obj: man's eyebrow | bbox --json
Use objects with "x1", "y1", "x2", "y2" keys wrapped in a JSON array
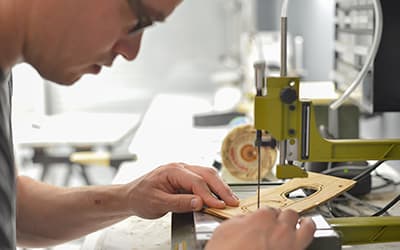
[
  {"x1": 145, "y1": 6, "x2": 167, "y2": 22},
  {"x1": 127, "y1": 0, "x2": 165, "y2": 22}
]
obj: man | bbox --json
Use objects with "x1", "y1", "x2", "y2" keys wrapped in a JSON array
[{"x1": 0, "y1": 0, "x2": 316, "y2": 249}]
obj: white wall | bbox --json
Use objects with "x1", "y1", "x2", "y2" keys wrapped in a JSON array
[
  {"x1": 257, "y1": 0, "x2": 335, "y2": 81},
  {"x1": 45, "y1": 0, "x2": 256, "y2": 114},
  {"x1": 13, "y1": 1, "x2": 336, "y2": 116}
]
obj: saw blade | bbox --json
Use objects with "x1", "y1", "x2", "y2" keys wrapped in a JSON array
[{"x1": 221, "y1": 124, "x2": 277, "y2": 181}]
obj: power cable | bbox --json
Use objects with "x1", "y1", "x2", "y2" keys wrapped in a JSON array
[{"x1": 372, "y1": 194, "x2": 400, "y2": 216}]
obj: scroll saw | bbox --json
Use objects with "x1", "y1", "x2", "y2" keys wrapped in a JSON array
[{"x1": 172, "y1": 0, "x2": 400, "y2": 248}]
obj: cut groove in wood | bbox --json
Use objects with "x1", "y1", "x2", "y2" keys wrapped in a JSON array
[{"x1": 205, "y1": 172, "x2": 356, "y2": 219}]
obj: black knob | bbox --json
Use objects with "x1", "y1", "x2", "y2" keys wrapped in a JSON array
[{"x1": 280, "y1": 87, "x2": 297, "y2": 104}]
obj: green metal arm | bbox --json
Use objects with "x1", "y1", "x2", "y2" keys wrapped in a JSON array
[
  {"x1": 327, "y1": 216, "x2": 400, "y2": 245},
  {"x1": 254, "y1": 77, "x2": 400, "y2": 178}
]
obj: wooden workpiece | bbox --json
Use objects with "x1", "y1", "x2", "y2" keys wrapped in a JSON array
[{"x1": 205, "y1": 172, "x2": 356, "y2": 219}]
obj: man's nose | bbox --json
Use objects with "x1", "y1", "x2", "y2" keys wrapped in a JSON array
[{"x1": 112, "y1": 33, "x2": 143, "y2": 61}]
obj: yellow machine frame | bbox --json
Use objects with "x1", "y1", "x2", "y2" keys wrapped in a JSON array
[{"x1": 254, "y1": 76, "x2": 400, "y2": 179}]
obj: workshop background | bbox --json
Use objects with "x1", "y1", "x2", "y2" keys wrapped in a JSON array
[{"x1": 10, "y1": 0, "x2": 400, "y2": 249}]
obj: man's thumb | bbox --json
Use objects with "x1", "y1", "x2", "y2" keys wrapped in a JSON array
[
  {"x1": 168, "y1": 194, "x2": 203, "y2": 212},
  {"x1": 190, "y1": 196, "x2": 203, "y2": 211}
]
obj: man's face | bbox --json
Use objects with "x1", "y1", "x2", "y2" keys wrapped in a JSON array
[{"x1": 25, "y1": 0, "x2": 181, "y2": 85}]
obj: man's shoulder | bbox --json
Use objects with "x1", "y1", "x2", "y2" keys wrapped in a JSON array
[
  {"x1": 0, "y1": 69, "x2": 4, "y2": 82},
  {"x1": 0, "y1": 68, "x2": 10, "y2": 85},
  {"x1": 0, "y1": 67, "x2": 16, "y2": 250}
]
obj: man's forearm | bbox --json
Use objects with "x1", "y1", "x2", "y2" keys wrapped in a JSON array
[{"x1": 16, "y1": 176, "x2": 133, "y2": 248}]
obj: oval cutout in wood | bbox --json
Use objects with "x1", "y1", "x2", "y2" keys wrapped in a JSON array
[{"x1": 284, "y1": 187, "x2": 318, "y2": 201}]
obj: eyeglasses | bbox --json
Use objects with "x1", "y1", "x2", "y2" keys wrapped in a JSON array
[{"x1": 127, "y1": 0, "x2": 155, "y2": 36}]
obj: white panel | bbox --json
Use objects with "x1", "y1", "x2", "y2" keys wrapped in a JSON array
[{"x1": 46, "y1": 0, "x2": 256, "y2": 114}]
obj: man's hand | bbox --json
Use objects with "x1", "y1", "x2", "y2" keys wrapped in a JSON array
[
  {"x1": 205, "y1": 208, "x2": 316, "y2": 250},
  {"x1": 126, "y1": 163, "x2": 240, "y2": 219}
]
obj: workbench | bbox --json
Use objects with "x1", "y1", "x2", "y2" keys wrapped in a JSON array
[
  {"x1": 81, "y1": 94, "x2": 400, "y2": 250},
  {"x1": 14, "y1": 112, "x2": 140, "y2": 184}
]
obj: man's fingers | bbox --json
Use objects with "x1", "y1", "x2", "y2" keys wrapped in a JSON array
[
  {"x1": 164, "y1": 194, "x2": 205, "y2": 212},
  {"x1": 166, "y1": 164, "x2": 226, "y2": 209},
  {"x1": 257, "y1": 207, "x2": 281, "y2": 219},
  {"x1": 191, "y1": 180, "x2": 226, "y2": 209},
  {"x1": 247, "y1": 207, "x2": 280, "y2": 225},
  {"x1": 277, "y1": 209, "x2": 299, "y2": 228},
  {"x1": 296, "y1": 217, "x2": 316, "y2": 249},
  {"x1": 183, "y1": 164, "x2": 239, "y2": 207}
]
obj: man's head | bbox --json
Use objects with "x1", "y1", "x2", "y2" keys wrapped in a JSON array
[{"x1": 22, "y1": 0, "x2": 182, "y2": 85}]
